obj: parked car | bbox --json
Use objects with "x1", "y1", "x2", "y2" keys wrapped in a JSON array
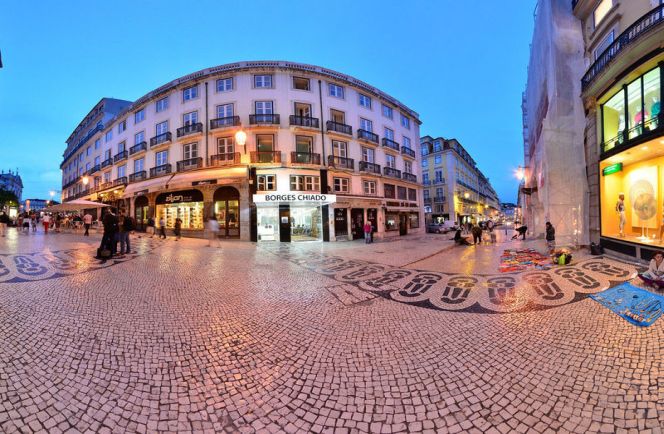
[{"x1": 427, "y1": 222, "x2": 457, "y2": 234}]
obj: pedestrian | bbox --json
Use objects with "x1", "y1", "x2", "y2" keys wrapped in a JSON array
[
  {"x1": 487, "y1": 219, "x2": 495, "y2": 233},
  {"x1": 30, "y1": 214, "x2": 37, "y2": 232},
  {"x1": 83, "y1": 212, "x2": 93, "y2": 236},
  {"x1": 159, "y1": 217, "x2": 167, "y2": 239},
  {"x1": 0, "y1": 211, "x2": 9, "y2": 237},
  {"x1": 146, "y1": 217, "x2": 155, "y2": 238},
  {"x1": 98, "y1": 208, "x2": 118, "y2": 259},
  {"x1": 174, "y1": 217, "x2": 182, "y2": 240},
  {"x1": 117, "y1": 211, "x2": 133, "y2": 255},
  {"x1": 363, "y1": 221, "x2": 372, "y2": 244},
  {"x1": 22, "y1": 214, "x2": 30, "y2": 233},
  {"x1": 55, "y1": 213, "x2": 62, "y2": 233},
  {"x1": 206, "y1": 215, "x2": 221, "y2": 247},
  {"x1": 42, "y1": 213, "x2": 51, "y2": 234},
  {"x1": 471, "y1": 224, "x2": 483, "y2": 245},
  {"x1": 545, "y1": 222, "x2": 556, "y2": 254},
  {"x1": 511, "y1": 225, "x2": 528, "y2": 240}
]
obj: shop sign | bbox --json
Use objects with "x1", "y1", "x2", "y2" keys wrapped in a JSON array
[
  {"x1": 253, "y1": 193, "x2": 337, "y2": 204},
  {"x1": 133, "y1": 189, "x2": 149, "y2": 197},
  {"x1": 156, "y1": 189, "x2": 204, "y2": 204},
  {"x1": 192, "y1": 179, "x2": 217, "y2": 186},
  {"x1": 602, "y1": 163, "x2": 623, "y2": 176}
]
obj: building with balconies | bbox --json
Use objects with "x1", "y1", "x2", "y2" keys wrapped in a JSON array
[
  {"x1": 420, "y1": 136, "x2": 500, "y2": 225},
  {"x1": 574, "y1": 0, "x2": 664, "y2": 259},
  {"x1": 0, "y1": 169, "x2": 22, "y2": 202},
  {"x1": 59, "y1": 61, "x2": 423, "y2": 242}
]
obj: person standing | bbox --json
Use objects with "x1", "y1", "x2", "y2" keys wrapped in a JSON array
[
  {"x1": 30, "y1": 214, "x2": 37, "y2": 233},
  {"x1": 206, "y1": 215, "x2": 221, "y2": 248},
  {"x1": 146, "y1": 217, "x2": 155, "y2": 238},
  {"x1": 83, "y1": 212, "x2": 93, "y2": 236},
  {"x1": 42, "y1": 213, "x2": 51, "y2": 234},
  {"x1": 117, "y1": 211, "x2": 133, "y2": 255},
  {"x1": 174, "y1": 217, "x2": 182, "y2": 241},
  {"x1": 471, "y1": 224, "x2": 483, "y2": 245},
  {"x1": 98, "y1": 208, "x2": 119, "y2": 258},
  {"x1": 363, "y1": 221, "x2": 372, "y2": 244},
  {"x1": 545, "y1": 222, "x2": 556, "y2": 254},
  {"x1": 0, "y1": 211, "x2": 9, "y2": 237},
  {"x1": 159, "y1": 217, "x2": 167, "y2": 239}
]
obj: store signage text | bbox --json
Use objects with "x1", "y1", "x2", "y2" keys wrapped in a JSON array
[
  {"x1": 165, "y1": 194, "x2": 193, "y2": 203},
  {"x1": 602, "y1": 163, "x2": 623, "y2": 176},
  {"x1": 253, "y1": 194, "x2": 337, "y2": 204},
  {"x1": 192, "y1": 179, "x2": 217, "y2": 186}
]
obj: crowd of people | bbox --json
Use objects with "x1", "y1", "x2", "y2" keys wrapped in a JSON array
[{"x1": 0, "y1": 211, "x2": 99, "y2": 236}]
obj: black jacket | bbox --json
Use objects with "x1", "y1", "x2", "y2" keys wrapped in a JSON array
[
  {"x1": 546, "y1": 226, "x2": 555, "y2": 241},
  {"x1": 102, "y1": 213, "x2": 118, "y2": 233}
]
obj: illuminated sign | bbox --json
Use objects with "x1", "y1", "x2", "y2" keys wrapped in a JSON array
[
  {"x1": 253, "y1": 194, "x2": 337, "y2": 204},
  {"x1": 602, "y1": 163, "x2": 623, "y2": 176}
]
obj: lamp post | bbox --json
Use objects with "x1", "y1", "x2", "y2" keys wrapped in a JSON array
[{"x1": 235, "y1": 130, "x2": 247, "y2": 155}]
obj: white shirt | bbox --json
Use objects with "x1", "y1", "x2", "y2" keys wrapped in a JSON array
[
  {"x1": 83, "y1": 214, "x2": 93, "y2": 224},
  {"x1": 42, "y1": 215, "x2": 51, "y2": 223},
  {"x1": 648, "y1": 258, "x2": 664, "y2": 277}
]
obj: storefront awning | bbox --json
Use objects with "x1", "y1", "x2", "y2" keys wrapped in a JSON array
[
  {"x1": 123, "y1": 177, "x2": 170, "y2": 197},
  {"x1": 167, "y1": 167, "x2": 248, "y2": 189}
]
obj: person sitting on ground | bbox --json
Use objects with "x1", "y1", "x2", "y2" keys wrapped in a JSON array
[
  {"x1": 639, "y1": 251, "x2": 664, "y2": 289},
  {"x1": 453, "y1": 229, "x2": 472, "y2": 246},
  {"x1": 511, "y1": 225, "x2": 528, "y2": 240}
]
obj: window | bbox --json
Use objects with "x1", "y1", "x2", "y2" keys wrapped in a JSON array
[
  {"x1": 183, "y1": 142, "x2": 198, "y2": 159},
  {"x1": 155, "y1": 150, "x2": 168, "y2": 166},
  {"x1": 330, "y1": 109, "x2": 345, "y2": 124},
  {"x1": 216, "y1": 77, "x2": 233, "y2": 92},
  {"x1": 434, "y1": 155, "x2": 442, "y2": 165},
  {"x1": 403, "y1": 136, "x2": 411, "y2": 149},
  {"x1": 135, "y1": 131, "x2": 145, "y2": 145},
  {"x1": 156, "y1": 97, "x2": 169, "y2": 112},
  {"x1": 382, "y1": 104, "x2": 393, "y2": 119},
  {"x1": 94, "y1": 156, "x2": 100, "y2": 166},
  {"x1": 216, "y1": 103, "x2": 234, "y2": 119},
  {"x1": 334, "y1": 177, "x2": 350, "y2": 193},
  {"x1": 422, "y1": 173, "x2": 430, "y2": 184},
  {"x1": 434, "y1": 169, "x2": 443, "y2": 182},
  {"x1": 409, "y1": 212, "x2": 419, "y2": 228},
  {"x1": 290, "y1": 175, "x2": 320, "y2": 191},
  {"x1": 210, "y1": 139, "x2": 230, "y2": 158},
  {"x1": 386, "y1": 154, "x2": 396, "y2": 168},
  {"x1": 86, "y1": 146, "x2": 91, "y2": 156},
  {"x1": 118, "y1": 165, "x2": 126, "y2": 178},
  {"x1": 254, "y1": 74, "x2": 273, "y2": 88},
  {"x1": 118, "y1": 141, "x2": 126, "y2": 152},
  {"x1": 183, "y1": 85, "x2": 198, "y2": 101},
  {"x1": 363, "y1": 180, "x2": 376, "y2": 195},
  {"x1": 293, "y1": 76, "x2": 310, "y2": 90},
  {"x1": 295, "y1": 135, "x2": 313, "y2": 154},
  {"x1": 423, "y1": 189, "x2": 430, "y2": 200},
  {"x1": 332, "y1": 140, "x2": 347, "y2": 157},
  {"x1": 328, "y1": 83, "x2": 344, "y2": 98},
  {"x1": 103, "y1": 172, "x2": 111, "y2": 183},
  {"x1": 362, "y1": 147, "x2": 375, "y2": 163},
  {"x1": 183, "y1": 111, "x2": 198, "y2": 126},
  {"x1": 118, "y1": 120, "x2": 126, "y2": 133},
  {"x1": 433, "y1": 140, "x2": 442, "y2": 152},
  {"x1": 397, "y1": 186, "x2": 407, "y2": 200},
  {"x1": 594, "y1": 30, "x2": 614, "y2": 60},
  {"x1": 294, "y1": 102, "x2": 311, "y2": 117},
  {"x1": 79, "y1": 167, "x2": 84, "y2": 176},
  {"x1": 105, "y1": 149, "x2": 111, "y2": 160},
  {"x1": 359, "y1": 93, "x2": 372, "y2": 108},
  {"x1": 405, "y1": 161, "x2": 413, "y2": 174},
  {"x1": 156, "y1": 121, "x2": 169, "y2": 135},
  {"x1": 257, "y1": 174, "x2": 276, "y2": 191},
  {"x1": 85, "y1": 162, "x2": 91, "y2": 171},
  {"x1": 134, "y1": 109, "x2": 145, "y2": 124},
  {"x1": 360, "y1": 118, "x2": 373, "y2": 132},
  {"x1": 594, "y1": 0, "x2": 613, "y2": 28},
  {"x1": 256, "y1": 134, "x2": 274, "y2": 154},
  {"x1": 422, "y1": 158, "x2": 428, "y2": 167},
  {"x1": 255, "y1": 101, "x2": 273, "y2": 114},
  {"x1": 134, "y1": 158, "x2": 144, "y2": 172},
  {"x1": 400, "y1": 114, "x2": 410, "y2": 129},
  {"x1": 627, "y1": 79, "x2": 642, "y2": 139},
  {"x1": 94, "y1": 139, "x2": 100, "y2": 150},
  {"x1": 105, "y1": 130, "x2": 112, "y2": 142},
  {"x1": 384, "y1": 184, "x2": 395, "y2": 198},
  {"x1": 435, "y1": 187, "x2": 444, "y2": 198},
  {"x1": 384, "y1": 127, "x2": 394, "y2": 141}
]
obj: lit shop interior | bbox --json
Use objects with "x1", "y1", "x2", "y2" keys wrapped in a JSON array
[
  {"x1": 155, "y1": 190, "x2": 205, "y2": 231},
  {"x1": 257, "y1": 206, "x2": 323, "y2": 242}
]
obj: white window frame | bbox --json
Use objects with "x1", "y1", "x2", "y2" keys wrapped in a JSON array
[
  {"x1": 292, "y1": 76, "x2": 310, "y2": 91},
  {"x1": 403, "y1": 136, "x2": 411, "y2": 149},
  {"x1": 359, "y1": 93, "x2": 372, "y2": 109},
  {"x1": 156, "y1": 121, "x2": 169, "y2": 136},
  {"x1": 386, "y1": 154, "x2": 396, "y2": 169},
  {"x1": 156, "y1": 97, "x2": 169, "y2": 113},
  {"x1": 105, "y1": 130, "x2": 112, "y2": 142},
  {"x1": 328, "y1": 83, "x2": 344, "y2": 99},
  {"x1": 134, "y1": 158, "x2": 144, "y2": 172},
  {"x1": 155, "y1": 150, "x2": 168, "y2": 166},
  {"x1": 333, "y1": 177, "x2": 350, "y2": 193},
  {"x1": 135, "y1": 131, "x2": 145, "y2": 145},
  {"x1": 363, "y1": 180, "x2": 377, "y2": 195},
  {"x1": 254, "y1": 74, "x2": 273, "y2": 89},
  {"x1": 405, "y1": 161, "x2": 413, "y2": 174},
  {"x1": 257, "y1": 174, "x2": 276, "y2": 191},
  {"x1": 384, "y1": 127, "x2": 395, "y2": 140},
  {"x1": 217, "y1": 136, "x2": 235, "y2": 155},
  {"x1": 118, "y1": 164, "x2": 126, "y2": 178},
  {"x1": 332, "y1": 140, "x2": 347, "y2": 158},
  {"x1": 183, "y1": 111, "x2": 198, "y2": 126},
  {"x1": 118, "y1": 120, "x2": 126, "y2": 133},
  {"x1": 216, "y1": 77, "x2": 233, "y2": 92},
  {"x1": 382, "y1": 104, "x2": 393, "y2": 119},
  {"x1": 360, "y1": 118, "x2": 373, "y2": 132},
  {"x1": 400, "y1": 114, "x2": 411, "y2": 129},
  {"x1": 183, "y1": 85, "x2": 199, "y2": 101},
  {"x1": 134, "y1": 109, "x2": 145, "y2": 124},
  {"x1": 255, "y1": 101, "x2": 273, "y2": 114},
  {"x1": 216, "y1": 103, "x2": 234, "y2": 119},
  {"x1": 183, "y1": 142, "x2": 198, "y2": 160}
]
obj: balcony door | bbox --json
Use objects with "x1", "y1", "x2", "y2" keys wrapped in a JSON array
[
  {"x1": 294, "y1": 102, "x2": 312, "y2": 117},
  {"x1": 255, "y1": 101, "x2": 273, "y2": 115},
  {"x1": 330, "y1": 109, "x2": 345, "y2": 124}
]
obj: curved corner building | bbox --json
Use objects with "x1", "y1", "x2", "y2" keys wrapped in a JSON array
[{"x1": 60, "y1": 61, "x2": 423, "y2": 242}]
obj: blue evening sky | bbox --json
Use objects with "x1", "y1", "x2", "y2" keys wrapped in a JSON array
[{"x1": 1, "y1": 0, "x2": 535, "y2": 202}]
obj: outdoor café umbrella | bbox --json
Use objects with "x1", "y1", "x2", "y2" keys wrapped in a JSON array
[{"x1": 42, "y1": 199, "x2": 111, "y2": 212}]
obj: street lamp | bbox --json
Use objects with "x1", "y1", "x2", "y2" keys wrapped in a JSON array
[
  {"x1": 464, "y1": 192, "x2": 469, "y2": 199},
  {"x1": 235, "y1": 130, "x2": 247, "y2": 154},
  {"x1": 82, "y1": 176, "x2": 89, "y2": 186},
  {"x1": 515, "y1": 166, "x2": 525, "y2": 181}
]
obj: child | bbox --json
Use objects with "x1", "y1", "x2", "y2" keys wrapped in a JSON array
[{"x1": 545, "y1": 222, "x2": 556, "y2": 254}]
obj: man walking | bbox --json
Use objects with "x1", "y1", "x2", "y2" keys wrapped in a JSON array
[
  {"x1": 158, "y1": 217, "x2": 167, "y2": 239},
  {"x1": 83, "y1": 211, "x2": 93, "y2": 236},
  {"x1": 206, "y1": 215, "x2": 221, "y2": 248},
  {"x1": 98, "y1": 208, "x2": 118, "y2": 258},
  {"x1": 0, "y1": 211, "x2": 9, "y2": 237},
  {"x1": 117, "y1": 211, "x2": 133, "y2": 255},
  {"x1": 42, "y1": 213, "x2": 51, "y2": 234}
]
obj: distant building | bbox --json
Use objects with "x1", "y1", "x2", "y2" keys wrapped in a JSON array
[
  {"x1": 0, "y1": 169, "x2": 23, "y2": 202},
  {"x1": 420, "y1": 136, "x2": 500, "y2": 225},
  {"x1": 501, "y1": 202, "x2": 519, "y2": 223},
  {"x1": 22, "y1": 199, "x2": 58, "y2": 212}
]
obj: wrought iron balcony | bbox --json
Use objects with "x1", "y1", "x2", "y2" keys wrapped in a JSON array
[
  {"x1": 327, "y1": 155, "x2": 354, "y2": 170},
  {"x1": 434, "y1": 196, "x2": 446, "y2": 203},
  {"x1": 433, "y1": 179, "x2": 446, "y2": 185},
  {"x1": 359, "y1": 161, "x2": 381, "y2": 174},
  {"x1": 113, "y1": 150, "x2": 128, "y2": 163},
  {"x1": 209, "y1": 153, "x2": 241, "y2": 166},
  {"x1": 582, "y1": 6, "x2": 664, "y2": 91},
  {"x1": 289, "y1": 115, "x2": 320, "y2": 129},
  {"x1": 149, "y1": 164, "x2": 172, "y2": 178},
  {"x1": 113, "y1": 177, "x2": 128, "y2": 186},
  {"x1": 98, "y1": 182, "x2": 113, "y2": 191},
  {"x1": 128, "y1": 171, "x2": 146, "y2": 182},
  {"x1": 326, "y1": 121, "x2": 352, "y2": 135},
  {"x1": 89, "y1": 164, "x2": 100, "y2": 174},
  {"x1": 403, "y1": 172, "x2": 417, "y2": 183},
  {"x1": 358, "y1": 129, "x2": 379, "y2": 144},
  {"x1": 101, "y1": 158, "x2": 113, "y2": 168},
  {"x1": 383, "y1": 167, "x2": 401, "y2": 179},
  {"x1": 176, "y1": 157, "x2": 203, "y2": 172},
  {"x1": 250, "y1": 151, "x2": 282, "y2": 163},
  {"x1": 150, "y1": 132, "x2": 172, "y2": 147},
  {"x1": 210, "y1": 116, "x2": 240, "y2": 130},
  {"x1": 130, "y1": 142, "x2": 147, "y2": 155},
  {"x1": 423, "y1": 180, "x2": 431, "y2": 186},
  {"x1": 424, "y1": 198, "x2": 432, "y2": 205},
  {"x1": 249, "y1": 114, "x2": 280, "y2": 125},
  {"x1": 382, "y1": 138, "x2": 400, "y2": 151},
  {"x1": 401, "y1": 146, "x2": 416, "y2": 158},
  {"x1": 291, "y1": 152, "x2": 321, "y2": 165},
  {"x1": 177, "y1": 122, "x2": 203, "y2": 138}
]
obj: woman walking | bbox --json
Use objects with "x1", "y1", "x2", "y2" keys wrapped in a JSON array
[{"x1": 206, "y1": 215, "x2": 221, "y2": 248}]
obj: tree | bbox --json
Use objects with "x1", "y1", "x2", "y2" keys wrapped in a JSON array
[{"x1": 0, "y1": 188, "x2": 19, "y2": 208}]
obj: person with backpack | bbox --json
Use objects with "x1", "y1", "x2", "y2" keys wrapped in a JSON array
[{"x1": 117, "y1": 211, "x2": 134, "y2": 255}]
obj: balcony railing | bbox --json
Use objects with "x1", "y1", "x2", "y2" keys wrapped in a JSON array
[
  {"x1": 249, "y1": 114, "x2": 280, "y2": 125},
  {"x1": 209, "y1": 153, "x2": 241, "y2": 166},
  {"x1": 582, "y1": 5, "x2": 664, "y2": 91},
  {"x1": 424, "y1": 198, "x2": 432, "y2": 205},
  {"x1": 149, "y1": 164, "x2": 172, "y2": 178},
  {"x1": 602, "y1": 111, "x2": 663, "y2": 154},
  {"x1": 423, "y1": 180, "x2": 431, "y2": 186},
  {"x1": 403, "y1": 172, "x2": 417, "y2": 183},
  {"x1": 291, "y1": 152, "x2": 321, "y2": 165},
  {"x1": 289, "y1": 115, "x2": 320, "y2": 129},
  {"x1": 113, "y1": 177, "x2": 128, "y2": 186},
  {"x1": 383, "y1": 167, "x2": 401, "y2": 179},
  {"x1": 382, "y1": 138, "x2": 400, "y2": 151},
  {"x1": 326, "y1": 121, "x2": 352, "y2": 135},
  {"x1": 150, "y1": 132, "x2": 172, "y2": 147},
  {"x1": 358, "y1": 129, "x2": 379, "y2": 144},
  {"x1": 101, "y1": 158, "x2": 113, "y2": 168},
  {"x1": 401, "y1": 146, "x2": 416, "y2": 158},
  {"x1": 433, "y1": 179, "x2": 446, "y2": 185},
  {"x1": 327, "y1": 155, "x2": 354, "y2": 170},
  {"x1": 98, "y1": 182, "x2": 112, "y2": 191},
  {"x1": 130, "y1": 142, "x2": 147, "y2": 155},
  {"x1": 128, "y1": 171, "x2": 147, "y2": 182},
  {"x1": 113, "y1": 150, "x2": 128, "y2": 163},
  {"x1": 359, "y1": 161, "x2": 381, "y2": 174},
  {"x1": 177, "y1": 123, "x2": 203, "y2": 138},
  {"x1": 176, "y1": 157, "x2": 203, "y2": 172},
  {"x1": 210, "y1": 116, "x2": 240, "y2": 130},
  {"x1": 89, "y1": 164, "x2": 100, "y2": 174},
  {"x1": 434, "y1": 196, "x2": 446, "y2": 203},
  {"x1": 250, "y1": 151, "x2": 282, "y2": 163}
]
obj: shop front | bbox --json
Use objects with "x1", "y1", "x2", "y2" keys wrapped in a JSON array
[
  {"x1": 213, "y1": 186, "x2": 240, "y2": 238},
  {"x1": 134, "y1": 195, "x2": 149, "y2": 231},
  {"x1": 155, "y1": 189, "x2": 204, "y2": 233}
]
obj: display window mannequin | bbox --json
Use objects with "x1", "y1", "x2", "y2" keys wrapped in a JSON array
[{"x1": 616, "y1": 193, "x2": 626, "y2": 237}]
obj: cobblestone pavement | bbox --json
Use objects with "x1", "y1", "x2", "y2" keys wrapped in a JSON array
[{"x1": 0, "y1": 229, "x2": 662, "y2": 433}]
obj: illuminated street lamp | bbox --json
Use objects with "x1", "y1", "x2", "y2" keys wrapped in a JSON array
[
  {"x1": 515, "y1": 166, "x2": 525, "y2": 181},
  {"x1": 464, "y1": 192, "x2": 469, "y2": 199},
  {"x1": 82, "y1": 176, "x2": 89, "y2": 186},
  {"x1": 235, "y1": 130, "x2": 247, "y2": 154}
]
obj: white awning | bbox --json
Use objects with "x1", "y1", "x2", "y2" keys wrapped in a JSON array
[{"x1": 123, "y1": 177, "x2": 171, "y2": 197}]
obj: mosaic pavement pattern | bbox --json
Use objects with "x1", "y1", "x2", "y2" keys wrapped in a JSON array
[{"x1": 261, "y1": 244, "x2": 641, "y2": 314}]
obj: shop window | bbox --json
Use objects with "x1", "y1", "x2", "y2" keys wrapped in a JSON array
[
  {"x1": 290, "y1": 175, "x2": 319, "y2": 192},
  {"x1": 643, "y1": 68, "x2": 661, "y2": 131},
  {"x1": 408, "y1": 188, "x2": 417, "y2": 201},
  {"x1": 384, "y1": 184, "x2": 395, "y2": 199},
  {"x1": 334, "y1": 177, "x2": 350, "y2": 193},
  {"x1": 257, "y1": 174, "x2": 276, "y2": 191},
  {"x1": 397, "y1": 186, "x2": 407, "y2": 200},
  {"x1": 627, "y1": 80, "x2": 642, "y2": 139},
  {"x1": 363, "y1": 180, "x2": 376, "y2": 195},
  {"x1": 409, "y1": 213, "x2": 420, "y2": 229},
  {"x1": 602, "y1": 90, "x2": 625, "y2": 149},
  {"x1": 385, "y1": 213, "x2": 399, "y2": 231}
]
